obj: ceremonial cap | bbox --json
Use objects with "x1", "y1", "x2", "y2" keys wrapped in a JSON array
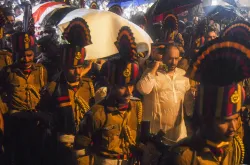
[
  {"x1": 61, "y1": 17, "x2": 92, "y2": 68},
  {"x1": 163, "y1": 13, "x2": 178, "y2": 31},
  {"x1": 100, "y1": 60, "x2": 140, "y2": 86},
  {"x1": 115, "y1": 26, "x2": 147, "y2": 61},
  {"x1": 101, "y1": 26, "x2": 143, "y2": 86},
  {"x1": 221, "y1": 20, "x2": 250, "y2": 41},
  {"x1": 11, "y1": 3, "x2": 36, "y2": 54},
  {"x1": 186, "y1": 37, "x2": 250, "y2": 118}
]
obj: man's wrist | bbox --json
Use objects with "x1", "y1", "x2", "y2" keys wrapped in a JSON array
[
  {"x1": 148, "y1": 72, "x2": 156, "y2": 79},
  {"x1": 149, "y1": 68, "x2": 158, "y2": 76}
]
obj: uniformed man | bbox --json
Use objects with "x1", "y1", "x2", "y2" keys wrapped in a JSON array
[
  {"x1": 166, "y1": 37, "x2": 250, "y2": 165},
  {"x1": 0, "y1": 7, "x2": 14, "y2": 116},
  {"x1": 39, "y1": 17, "x2": 95, "y2": 165},
  {"x1": 0, "y1": 7, "x2": 15, "y2": 70},
  {"x1": 220, "y1": 20, "x2": 250, "y2": 164},
  {"x1": 0, "y1": 4, "x2": 48, "y2": 165},
  {"x1": 0, "y1": 8, "x2": 14, "y2": 160},
  {"x1": 162, "y1": 14, "x2": 184, "y2": 55},
  {"x1": 74, "y1": 26, "x2": 143, "y2": 165},
  {"x1": 0, "y1": 26, "x2": 47, "y2": 113}
]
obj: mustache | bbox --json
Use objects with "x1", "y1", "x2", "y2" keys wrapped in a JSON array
[
  {"x1": 225, "y1": 130, "x2": 235, "y2": 136},
  {"x1": 122, "y1": 95, "x2": 132, "y2": 99}
]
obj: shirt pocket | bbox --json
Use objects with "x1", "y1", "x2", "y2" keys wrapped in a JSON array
[
  {"x1": 10, "y1": 83, "x2": 24, "y2": 93},
  {"x1": 102, "y1": 125, "x2": 121, "y2": 151}
]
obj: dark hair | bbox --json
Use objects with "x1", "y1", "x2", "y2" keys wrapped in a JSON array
[
  {"x1": 207, "y1": 26, "x2": 218, "y2": 35},
  {"x1": 14, "y1": 6, "x2": 21, "y2": 11}
]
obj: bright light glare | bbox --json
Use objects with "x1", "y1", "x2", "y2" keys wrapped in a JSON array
[{"x1": 212, "y1": 0, "x2": 219, "y2": 5}]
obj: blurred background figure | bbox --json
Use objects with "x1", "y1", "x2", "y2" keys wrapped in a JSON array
[{"x1": 13, "y1": 5, "x2": 22, "y2": 17}]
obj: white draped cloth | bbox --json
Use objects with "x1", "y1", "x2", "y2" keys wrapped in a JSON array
[{"x1": 137, "y1": 68, "x2": 190, "y2": 142}]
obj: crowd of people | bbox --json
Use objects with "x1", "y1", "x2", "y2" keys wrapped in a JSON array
[{"x1": 0, "y1": 1, "x2": 250, "y2": 165}]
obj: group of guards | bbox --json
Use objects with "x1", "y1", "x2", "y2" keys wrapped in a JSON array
[{"x1": 0, "y1": 2, "x2": 249, "y2": 165}]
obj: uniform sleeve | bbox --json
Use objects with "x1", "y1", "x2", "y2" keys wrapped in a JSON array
[
  {"x1": 166, "y1": 148, "x2": 194, "y2": 165},
  {"x1": 75, "y1": 108, "x2": 102, "y2": 150},
  {"x1": 136, "y1": 69, "x2": 157, "y2": 95},
  {"x1": 172, "y1": 155, "x2": 192, "y2": 165}
]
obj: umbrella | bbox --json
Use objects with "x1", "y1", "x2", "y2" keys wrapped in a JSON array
[
  {"x1": 16, "y1": 2, "x2": 68, "y2": 25},
  {"x1": 41, "y1": 7, "x2": 77, "y2": 27},
  {"x1": 107, "y1": 0, "x2": 154, "y2": 8},
  {"x1": 58, "y1": 9, "x2": 153, "y2": 60},
  {"x1": 107, "y1": 0, "x2": 133, "y2": 8},
  {"x1": 223, "y1": 0, "x2": 237, "y2": 7},
  {"x1": 148, "y1": 0, "x2": 202, "y2": 16},
  {"x1": 204, "y1": 5, "x2": 243, "y2": 23}
]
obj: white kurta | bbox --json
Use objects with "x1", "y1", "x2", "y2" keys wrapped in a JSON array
[{"x1": 137, "y1": 68, "x2": 190, "y2": 142}]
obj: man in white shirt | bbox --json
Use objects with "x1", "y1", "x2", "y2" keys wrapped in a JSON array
[{"x1": 137, "y1": 43, "x2": 190, "y2": 143}]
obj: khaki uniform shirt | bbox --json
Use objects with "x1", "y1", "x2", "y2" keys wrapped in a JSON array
[
  {"x1": 0, "y1": 63, "x2": 47, "y2": 113},
  {"x1": 75, "y1": 99, "x2": 143, "y2": 158},
  {"x1": 169, "y1": 134, "x2": 244, "y2": 165},
  {"x1": 43, "y1": 77, "x2": 95, "y2": 132}
]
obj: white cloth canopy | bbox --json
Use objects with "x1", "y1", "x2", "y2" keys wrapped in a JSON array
[{"x1": 58, "y1": 9, "x2": 153, "y2": 60}]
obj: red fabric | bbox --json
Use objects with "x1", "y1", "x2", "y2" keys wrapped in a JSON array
[
  {"x1": 118, "y1": 104, "x2": 129, "y2": 111},
  {"x1": 133, "y1": 63, "x2": 139, "y2": 80},
  {"x1": 153, "y1": 14, "x2": 164, "y2": 23},
  {"x1": 73, "y1": 88, "x2": 78, "y2": 92},
  {"x1": 226, "y1": 86, "x2": 235, "y2": 116},
  {"x1": 57, "y1": 96, "x2": 70, "y2": 102},
  {"x1": 23, "y1": 69, "x2": 32, "y2": 74},
  {"x1": 30, "y1": 36, "x2": 35, "y2": 47},
  {"x1": 80, "y1": 48, "x2": 85, "y2": 64},
  {"x1": 33, "y1": 2, "x2": 64, "y2": 23}
]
